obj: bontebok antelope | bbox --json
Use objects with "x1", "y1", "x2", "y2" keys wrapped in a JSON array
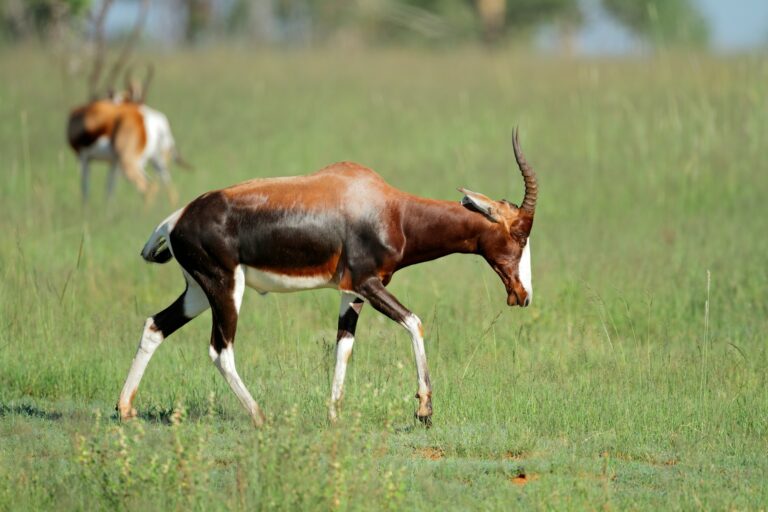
[
  {"x1": 118, "y1": 130, "x2": 537, "y2": 426},
  {"x1": 66, "y1": 0, "x2": 187, "y2": 206},
  {"x1": 67, "y1": 81, "x2": 187, "y2": 206}
]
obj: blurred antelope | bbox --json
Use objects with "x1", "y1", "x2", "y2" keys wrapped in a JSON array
[
  {"x1": 66, "y1": 0, "x2": 188, "y2": 206},
  {"x1": 117, "y1": 129, "x2": 538, "y2": 427}
]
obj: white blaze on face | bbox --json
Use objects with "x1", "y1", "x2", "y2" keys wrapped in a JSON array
[{"x1": 519, "y1": 238, "x2": 532, "y2": 302}]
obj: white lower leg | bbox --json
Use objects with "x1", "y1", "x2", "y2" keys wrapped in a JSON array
[
  {"x1": 403, "y1": 314, "x2": 432, "y2": 418},
  {"x1": 117, "y1": 318, "x2": 164, "y2": 419},
  {"x1": 210, "y1": 344, "x2": 264, "y2": 426},
  {"x1": 329, "y1": 335, "x2": 354, "y2": 421}
]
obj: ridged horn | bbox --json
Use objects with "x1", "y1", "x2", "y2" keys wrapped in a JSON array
[
  {"x1": 512, "y1": 127, "x2": 537, "y2": 214},
  {"x1": 139, "y1": 63, "x2": 154, "y2": 103},
  {"x1": 86, "y1": 0, "x2": 114, "y2": 99},
  {"x1": 102, "y1": 0, "x2": 149, "y2": 96}
]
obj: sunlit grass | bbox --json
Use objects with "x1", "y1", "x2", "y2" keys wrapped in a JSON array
[{"x1": 0, "y1": 46, "x2": 766, "y2": 509}]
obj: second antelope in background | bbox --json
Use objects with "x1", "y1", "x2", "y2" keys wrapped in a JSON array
[{"x1": 66, "y1": 0, "x2": 189, "y2": 206}]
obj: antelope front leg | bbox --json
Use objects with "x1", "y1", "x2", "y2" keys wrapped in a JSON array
[
  {"x1": 403, "y1": 314, "x2": 432, "y2": 425},
  {"x1": 357, "y1": 278, "x2": 433, "y2": 426},
  {"x1": 105, "y1": 161, "x2": 119, "y2": 201},
  {"x1": 79, "y1": 157, "x2": 91, "y2": 205},
  {"x1": 329, "y1": 292, "x2": 365, "y2": 422}
]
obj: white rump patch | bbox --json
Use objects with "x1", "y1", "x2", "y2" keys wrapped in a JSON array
[
  {"x1": 243, "y1": 266, "x2": 334, "y2": 293},
  {"x1": 139, "y1": 105, "x2": 174, "y2": 164},
  {"x1": 519, "y1": 239, "x2": 532, "y2": 302}
]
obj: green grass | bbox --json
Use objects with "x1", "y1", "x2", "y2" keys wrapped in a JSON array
[{"x1": 1, "y1": 46, "x2": 767, "y2": 510}]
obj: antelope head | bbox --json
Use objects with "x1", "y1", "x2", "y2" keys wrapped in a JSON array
[
  {"x1": 459, "y1": 128, "x2": 537, "y2": 307},
  {"x1": 108, "y1": 63, "x2": 154, "y2": 103}
]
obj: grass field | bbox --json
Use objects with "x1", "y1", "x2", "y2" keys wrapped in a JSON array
[{"x1": 1, "y1": 46, "x2": 767, "y2": 510}]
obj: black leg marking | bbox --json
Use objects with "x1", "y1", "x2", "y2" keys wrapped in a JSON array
[
  {"x1": 329, "y1": 294, "x2": 365, "y2": 422},
  {"x1": 151, "y1": 289, "x2": 192, "y2": 338},
  {"x1": 337, "y1": 297, "x2": 364, "y2": 340}
]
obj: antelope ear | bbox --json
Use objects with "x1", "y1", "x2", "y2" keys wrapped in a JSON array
[{"x1": 458, "y1": 187, "x2": 500, "y2": 222}]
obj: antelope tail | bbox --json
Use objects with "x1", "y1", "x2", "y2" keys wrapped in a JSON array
[
  {"x1": 140, "y1": 208, "x2": 183, "y2": 263},
  {"x1": 174, "y1": 149, "x2": 194, "y2": 171}
]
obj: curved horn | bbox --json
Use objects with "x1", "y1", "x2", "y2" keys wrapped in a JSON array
[
  {"x1": 123, "y1": 63, "x2": 135, "y2": 97},
  {"x1": 139, "y1": 63, "x2": 154, "y2": 103},
  {"x1": 86, "y1": 0, "x2": 114, "y2": 99},
  {"x1": 102, "y1": 0, "x2": 149, "y2": 95},
  {"x1": 123, "y1": 63, "x2": 134, "y2": 89},
  {"x1": 513, "y1": 127, "x2": 537, "y2": 214}
]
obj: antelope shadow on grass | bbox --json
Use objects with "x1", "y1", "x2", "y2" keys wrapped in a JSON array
[{"x1": 0, "y1": 402, "x2": 63, "y2": 421}]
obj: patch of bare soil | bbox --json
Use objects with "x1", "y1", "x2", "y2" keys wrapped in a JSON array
[
  {"x1": 510, "y1": 468, "x2": 538, "y2": 485},
  {"x1": 415, "y1": 447, "x2": 445, "y2": 460}
]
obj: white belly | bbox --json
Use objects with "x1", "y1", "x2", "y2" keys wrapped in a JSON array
[
  {"x1": 82, "y1": 136, "x2": 114, "y2": 161},
  {"x1": 243, "y1": 266, "x2": 335, "y2": 293}
]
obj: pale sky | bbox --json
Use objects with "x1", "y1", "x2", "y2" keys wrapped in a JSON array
[
  {"x1": 106, "y1": 0, "x2": 768, "y2": 54},
  {"x1": 572, "y1": 0, "x2": 768, "y2": 54},
  {"x1": 697, "y1": 0, "x2": 768, "y2": 50}
]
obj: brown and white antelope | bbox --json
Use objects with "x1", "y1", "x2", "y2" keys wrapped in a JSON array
[
  {"x1": 66, "y1": 0, "x2": 187, "y2": 205},
  {"x1": 117, "y1": 130, "x2": 537, "y2": 426},
  {"x1": 67, "y1": 81, "x2": 187, "y2": 206}
]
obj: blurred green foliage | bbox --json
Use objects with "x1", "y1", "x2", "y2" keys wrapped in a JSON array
[
  {"x1": 502, "y1": 0, "x2": 582, "y2": 30},
  {"x1": 225, "y1": 0, "x2": 706, "y2": 47},
  {"x1": 0, "y1": 46, "x2": 767, "y2": 509},
  {"x1": 602, "y1": 0, "x2": 709, "y2": 47},
  {"x1": 0, "y1": 0, "x2": 89, "y2": 40},
  {"x1": 1, "y1": 0, "x2": 712, "y2": 49}
]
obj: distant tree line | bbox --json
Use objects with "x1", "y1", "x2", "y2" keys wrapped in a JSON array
[
  {"x1": 1, "y1": 0, "x2": 710, "y2": 48},
  {"x1": 1, "y1": 0, "x2": 88, "y2": 40}
]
